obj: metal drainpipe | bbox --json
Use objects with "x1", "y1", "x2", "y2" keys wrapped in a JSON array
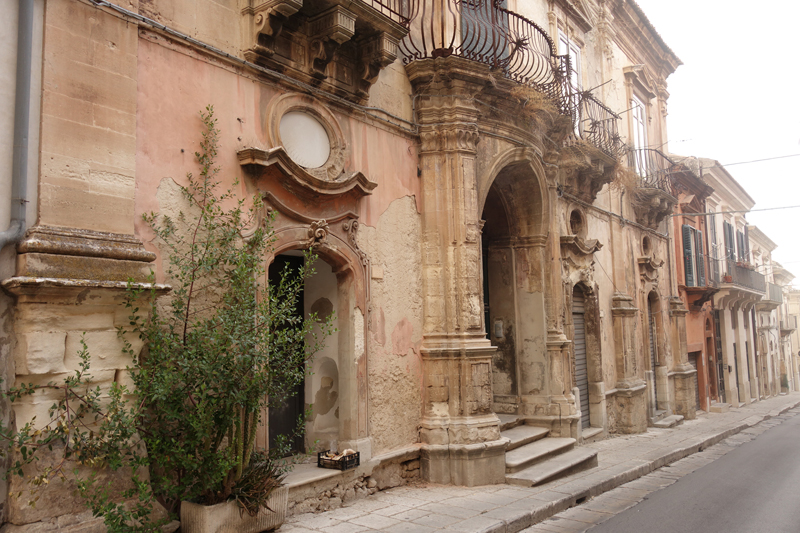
[{"x1": 0, "y1": 0, "x2": 34, "y2": 253}]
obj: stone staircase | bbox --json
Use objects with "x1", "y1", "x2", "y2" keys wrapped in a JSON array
[{"x1": 499, "y1": 417, "x2": 598, "y2": 488}]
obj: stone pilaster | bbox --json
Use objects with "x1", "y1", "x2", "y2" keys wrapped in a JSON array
[
  {"x1": 669, "y1": 297, "x2": 696, "y2": 420},
  {"x1": 408, "y1": 58, "x2": 505, "y2": 486},
  {"x1": 610, "y1": 292, "x2": 647, "y2": 433}
]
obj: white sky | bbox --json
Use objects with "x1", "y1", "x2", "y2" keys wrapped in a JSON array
[{"x1": 633, "y1": 1, "x2": 800, "y2": 283}]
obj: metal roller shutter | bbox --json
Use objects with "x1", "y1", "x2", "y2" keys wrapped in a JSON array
[{"x1": 573, "y1": 292, "x2": 590, "y2": 428}]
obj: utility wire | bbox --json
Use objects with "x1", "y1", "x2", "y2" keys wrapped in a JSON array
[{"x1": 670, "y1": 205, "x2": 800, "y2": 218}]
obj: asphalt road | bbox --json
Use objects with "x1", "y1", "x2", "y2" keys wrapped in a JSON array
[{"x1": 589, "y1": 412, "x2": 800, "y2": 533}]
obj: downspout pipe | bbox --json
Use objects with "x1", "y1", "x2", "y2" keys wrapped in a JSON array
[{"x1": 0, "y1": 0, "x2": 34, "y2": 253}]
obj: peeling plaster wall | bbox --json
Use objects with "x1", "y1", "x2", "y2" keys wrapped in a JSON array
[{"x1": 358, "y1": 196, "x2": 423, "y2": 455}]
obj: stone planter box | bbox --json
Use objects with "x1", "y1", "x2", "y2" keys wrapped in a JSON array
[{"x1": 180, "y1": 485, "x2": 288, "y2": 533}]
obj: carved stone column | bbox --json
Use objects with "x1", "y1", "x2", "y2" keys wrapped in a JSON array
[
  {"x1": 610, "y1": 292, "x2": 647, "y2": 433},
  {"x1": 407, "y1": 58, "x2": 505, "y2": 486},
  {"x1": 669, "y1": 297, "x2": 696, "y2": 419}
]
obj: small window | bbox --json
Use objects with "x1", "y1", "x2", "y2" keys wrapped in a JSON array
[{"x1": 569, "y1": 209, "x2": 585, "y2": 237}]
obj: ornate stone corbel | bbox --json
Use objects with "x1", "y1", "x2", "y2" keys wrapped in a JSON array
[
  {"x1": 307, "y1": 220, "x2": 330, "y2": 248},
  {"x1": 342, "y1": 219, "x2": 368, "y2": 266},
  {"x1": 247, "y1": 0, "x2": 303, "y2": 58},
  {"x1": 309, "y1": 6, "x2": 356, "y2": 78},
  {"x1": 357, "y1": 33, "x2": 398, "y2": 97}
]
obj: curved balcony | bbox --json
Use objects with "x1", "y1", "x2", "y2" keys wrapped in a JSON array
[
  {"x1": 400, "y1": 0, "x2": 570, "y2": 109},
  {"x1": 570, "y1": 90, "x2": 624, "y2": 158},
  {"x1": 627, "y1": 148, "x2": 680, "y2": 195}
]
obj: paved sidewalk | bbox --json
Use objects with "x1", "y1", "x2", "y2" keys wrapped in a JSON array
[{"x1": 283, "y1": 393, "x2": 800, "y2": 533}]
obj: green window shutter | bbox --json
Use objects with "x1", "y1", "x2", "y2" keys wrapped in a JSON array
[
  {"x1": 695, "y1": 229, "x2": 705, "y2": 287},
  {"x1": 683, "y1": 224, "x2": 695, "y2": 287}
]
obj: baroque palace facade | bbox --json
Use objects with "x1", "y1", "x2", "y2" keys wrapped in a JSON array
[{"x1": 1, "y1": 0, "x2": 798, "y2": 528}]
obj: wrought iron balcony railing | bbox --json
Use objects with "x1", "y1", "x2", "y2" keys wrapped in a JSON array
[
  {"x1": 766, "y1": 282, "x2": 784, "y2": 304},
  {"x1": 400, "y1": 0, "x2": 570, "y2": 110},
  {"x1": 569, "y1": 90, "x2": 623, "y2": 158},
  {"x1": 781, "y1": 316, "x2": 797, "y2": 332},
  {"x1": 721, "y1": 263, "x2": 766, "y2": 293},
  {"x1": 358, "y1": 0, "x2": 414, "y2": 26},
  {"x1": 627, "y1": 148, "x2": 678, "y2": 195}
]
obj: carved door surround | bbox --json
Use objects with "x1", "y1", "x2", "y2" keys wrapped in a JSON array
[{"x1": 238, "y1": 94, "x2": 376, "y2": 455}]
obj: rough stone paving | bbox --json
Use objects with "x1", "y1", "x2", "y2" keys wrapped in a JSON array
[{"x1": 283, "y1": 393, "x2": 800, "y2": 533}]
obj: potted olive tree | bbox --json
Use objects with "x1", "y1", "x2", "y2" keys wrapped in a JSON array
[{"x1": 1, "y1": 107, "x2": 331, "y2": 532}]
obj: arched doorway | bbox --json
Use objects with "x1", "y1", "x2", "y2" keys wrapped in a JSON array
[
  {"x1": 478, "y1": 156, "x2": 548, "y2": 419},
  {"x1": 646, "y1": 291, "x2": 663, "y2": 416},
  {"x1": 572, "y1": 286, "x2": 590, "y2": 429},
  {"x1": 267, "y1": 252, "x2": 342, "y2": 455},
  {"x1": 482, "y1": 186, "x2": 518, "y2": 411},
  {"x1": 259, "y1": 227, "x2": 368, "y2": 459}
]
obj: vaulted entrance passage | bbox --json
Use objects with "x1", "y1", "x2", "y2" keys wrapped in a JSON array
[
  {"x1": 478, "y1": 157, "x2": 551, "y2": 426},
  {"x1": 482, "y1": 185, "x2": 519, "y2": 413}
]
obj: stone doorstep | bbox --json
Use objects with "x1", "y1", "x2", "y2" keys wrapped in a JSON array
[
  {"x1": 501, "y1": 425, "x2": 550, "y2": 452},
  {"x1": 652, "y1": 415, "x2": 684, "y2": 429},
  {"x1": 498, "y1": 414, "x2": 523, "y2": 431},
  {"x1": 581, "y1": 427, "x2": 604, "y2": 443},
  {"x1": 709, "y1": 402, "x2": 731, "y2": 413},
  {"x1": 505, "y1": 447, "x2": 599, "y2": 487},
  {"x1": 505, "y1": 438, "x2": 576, "y2": 474}
]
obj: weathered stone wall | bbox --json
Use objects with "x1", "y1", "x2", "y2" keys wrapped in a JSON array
[{"x1": 358, "y1": 196, "x2": 423, "y2": 455}]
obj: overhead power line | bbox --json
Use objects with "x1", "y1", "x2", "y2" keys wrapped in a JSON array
[{"x1": 670, "y1": 205, "x2": 800, "y2": 218}]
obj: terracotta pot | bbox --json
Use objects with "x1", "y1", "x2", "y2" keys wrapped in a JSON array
[{"x1": 180, "y1": 486, "x2": 288, "y2": 533}]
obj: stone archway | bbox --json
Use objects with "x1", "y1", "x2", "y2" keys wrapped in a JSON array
[
  {"x1": 478, "y1": 153, "x2": 575, "y2": 436},
  {"x1": 260, "y1": 226, "x2": 371, "y2": 459}
]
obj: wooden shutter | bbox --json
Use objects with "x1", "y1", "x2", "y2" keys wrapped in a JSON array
[
  {"x1": 682, "y1": 224, "x2": 695, "y2": 287},
  {"x1": 744, "y1": 225, "x2": 750, "y2": 262},
  {"x1": 723, "y1": 222, "x2": 734, "y2": 274},
  {"x1": 695, "y1": 229, "x2": 705, "y2": 287},
  {"x1": 737, "y1": 230, "x2": 745, "y2": 261},
  {"x1": 709, "y1": 216, "x2": 719, "y2": 282}
]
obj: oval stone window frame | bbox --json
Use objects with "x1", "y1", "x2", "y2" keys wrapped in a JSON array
[{"x1": 266, "y1": 93, "x2": 347, "y2": 182}]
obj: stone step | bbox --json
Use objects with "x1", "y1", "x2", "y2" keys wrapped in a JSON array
[
  {"x1": 501, "y1": 425, "x2": 549, "y2": 452},
  {"x1": 497, "y1": 414, "x2": 523, "y2": 432},
  {"x1": 506, "y1": 447, "x2": 599, "y2": 487},
  {"x1": 505, "y1": 437, "x2": 575, "y2": 474},
  {"x1": 709, "y1": 402, "x2": 730, "y2": 413},
  {"x1": 652, "y1": 414, "x2": 684, "y2": 428},
  {"x1": 581, "y1": 427, "x2": 604, "y2": 443}
]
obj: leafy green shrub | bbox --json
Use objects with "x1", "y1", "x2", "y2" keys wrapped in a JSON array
[{"x1": 1, "y1": 106, "x2": 331, "y2": 530}]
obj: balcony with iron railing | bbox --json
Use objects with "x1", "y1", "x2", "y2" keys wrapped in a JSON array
[
  {"x1": 401, "y1": 0, "x2": 570, "y2": 105},
  {"x1": 720, "y1": 263, "x2": 766, "y2": 293},
  {"x1": 781, "y1": 315, "x2": 797, "y2": 334},
  {"x1": 627, "y1": 148, "x2": 680, "y2": 195},
  {"x1": 768, "y1": 282, "x2": 783, "y2": 304},
  {"x1": 566, "y1": 89, "x2": 625, "y2": 159}
]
